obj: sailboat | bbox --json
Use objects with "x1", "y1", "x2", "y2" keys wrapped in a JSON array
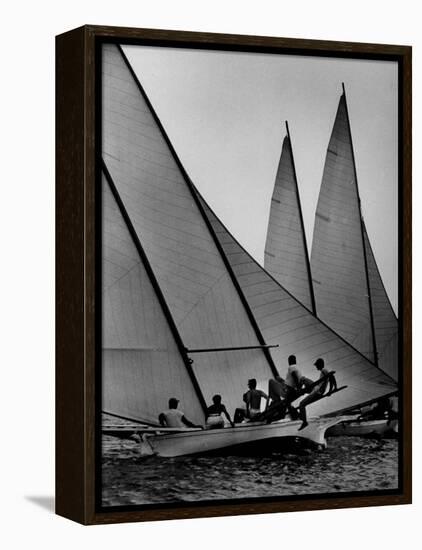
[
  {"x1": 101, "y1": 44, "x2": 396, "y2": 457},
  {"x1": 264, "y1": 88, "x2": 398, "y2": 436}
]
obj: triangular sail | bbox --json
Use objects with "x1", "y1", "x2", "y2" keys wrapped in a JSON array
[
  {"x1": 264, "y1": 131, "x2": 315, "y2": 312},
  {"x1": 102, "y1": 44, "x2": 274, "y2": 418},
  {"x1": 196, "y1": 192, "x2": 396, "y2": 417},
  {"x1": 102, "y1": 173, "x2": 204, "y2": 425},
  {"x1": 311, "y1": 93, "x2": 376, "y2": 363},
  {"x1": 363, "y1": 224, "x2": 398, "y2": 380}
]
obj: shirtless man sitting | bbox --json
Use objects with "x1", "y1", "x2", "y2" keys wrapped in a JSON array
[
  {"x1": 243, "y1": 379, "x2": 269, "y2": 420},
  {"x1": 159, "y1": 397, "x2": 203, "y2": 429}
]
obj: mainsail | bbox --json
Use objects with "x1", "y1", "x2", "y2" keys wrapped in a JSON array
[
  {"x1": 264, "y1": 125, "x2": 315, "y2": 313},
  {"x1": 102, "y1": 44, "x2": 274, "y2": 419},
  {"x1": 311, "y1": 89, "x2": 398, "y2": 379},
  {"x1": 102, "y1": 44, "x2": 396, "y2": 424},
  {"x1": 102, "y1": 172, "x2": 205, "y2": 425}
]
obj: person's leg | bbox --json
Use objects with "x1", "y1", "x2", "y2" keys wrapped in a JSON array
[
  {"x1": 298, "y1": 393, "x2": 320, "y2": 430},
  {"x1": 284, "y1": 386, "x2": 300, "y2": 420}
]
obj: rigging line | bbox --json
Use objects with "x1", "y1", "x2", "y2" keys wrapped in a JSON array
[
  {"x1": 285, "y1": 121, "x2": 317, "y2": 315},
  {"x1": 101, "y1": 160, "x2": 208, "y2": 415},
  {"x1": 116, "y1": 43, "x2": 279, "y2": 380},
  {"x1": 102, "y1": 256, "x2": 142, "y2": 294},
  {"x1": 342, "y1": 83, "x2": 379, "y2": 368}
]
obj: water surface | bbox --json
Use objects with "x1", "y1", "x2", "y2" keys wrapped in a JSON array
[{"x1": 101, "y1": 422, "x2": 398, "y2": 506}]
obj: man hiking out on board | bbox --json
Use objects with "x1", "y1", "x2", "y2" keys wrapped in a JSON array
[
  {"x1": 243, "y1": 379, "x2": 269, "y2": 420},
  {"x1": 298, "y1": 358, "x2": 337, "y2": 431},
  {"x1": 205, "y1": 394, "x2": 235, "y2": 429},
  {"x1": 283, "y1": 354, "x2": 304, "y2": 419},
  {"x1": 159, "y1": 398, "x2": 203, "y2": 429},
  {"x1": 256, "y1": 356, "x2": 304, "y2": 424}
]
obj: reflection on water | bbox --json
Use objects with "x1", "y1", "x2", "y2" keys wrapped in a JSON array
[{"x1": 101, "y1": 428, "x2": 398, "y2": 507}]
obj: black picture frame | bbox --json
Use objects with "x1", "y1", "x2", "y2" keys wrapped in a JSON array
[{"x1": 56, "y1": 25, "x2": 412, "y2": 525}]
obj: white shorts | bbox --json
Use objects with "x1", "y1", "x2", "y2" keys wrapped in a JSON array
[{"x1": 206, "y1": 415, "x2": 225, "y2": 429}]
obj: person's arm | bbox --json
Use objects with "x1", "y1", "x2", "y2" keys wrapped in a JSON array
[
  {"x1": 327, "y1": 372, "x2": 338, "y2": 394},
  {"x1": 222, "y1": 405, "x2": 235, "y2": 428},
  {"x1": 292, "y1": 369, "x2": 302, "y2": 389},
  {"x1": 182, "y1": 415, "x2": 203, "y2": 429},
  {"x1": 243, "y1": 391, "x2": 250, "y2": 417},
  {"x1": 259, "y1": 389, "x2": 269, "y2": 409},
  {"x1": 158, "y1": 413, "x2": 167, "y2": 427}
]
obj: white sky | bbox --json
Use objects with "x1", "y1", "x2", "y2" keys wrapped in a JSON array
[{"x1": 123, "y1": 45, "x2": 398, "y2": 313}]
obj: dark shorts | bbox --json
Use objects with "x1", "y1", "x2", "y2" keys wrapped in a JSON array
[{"x1": 299, "y1": 391, "x2": 323, "y2": 408}]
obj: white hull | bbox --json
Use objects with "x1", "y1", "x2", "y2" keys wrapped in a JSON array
[
  {"x1": 139, "y1": 417, "x2": 343, "y2": 457},
  {"x1": 326, "y1": 418, "x2": 398, "y2": 437}
]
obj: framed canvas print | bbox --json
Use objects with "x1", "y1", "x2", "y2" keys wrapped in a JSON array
[{"x1": 56, "y1": 25, "x2": 411, "y2": 525}]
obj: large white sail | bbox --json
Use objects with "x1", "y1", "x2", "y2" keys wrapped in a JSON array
[
  {"x1": 311, "y1": 93, "x2": 376, "y2": 363},
  {"x1": 196, "y1": 192, "x2": 396, "y2": 417},
  {"x1": 363, "y1": 224, "x2": 398, "y2": 380},
  {"x1": 102, "y1": 173, "x2": 204, "y2": 425},
  {"x1": 102, "y1": 44, "x2": 274, "y2": 418},
  {"x1": 264, "y1": 131, "x2": 315, "y2": 312},
  {"x1": 311, "y1": 90, "x2": 398, "y2": 381}
]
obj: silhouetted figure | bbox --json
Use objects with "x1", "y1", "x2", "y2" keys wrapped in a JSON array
[
  {"x1": 243, "y1": 378, "x2": 269, "y2": 420},
  {"x1": 298, "y1": 358, "x2": 337, "y2": 430},
  {"x1": 205, "y1": 394, "x2": 234, "y2": 429}
]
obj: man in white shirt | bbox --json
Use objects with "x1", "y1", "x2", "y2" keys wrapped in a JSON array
[{"x1": 158, "y1": 398, "x2": 203, "y2": 429}]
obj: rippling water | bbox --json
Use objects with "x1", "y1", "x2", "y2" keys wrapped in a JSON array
[{"x1": 101, "y1": 420, "x2": 398, "y2": 507}]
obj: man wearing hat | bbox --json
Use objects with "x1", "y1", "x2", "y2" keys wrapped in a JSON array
[
  {"x1": 298, "y1": 358, "x2": 337, "y2": 430},
  {"x1": 158, "y1": 398, "x2": 203, "y2": 429}
]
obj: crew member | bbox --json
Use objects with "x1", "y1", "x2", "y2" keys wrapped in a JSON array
[
  {"x1": 243, "y1": 379, "x2": 269, "y2": 420},
  {"x1": 283, "y1": 355, "x2": 303, "y2": 419},
  {"x1": 205, "y1": 394, "x2": 234, "y2": 429},
  {"x1": 298, "y1": 358, "x2": 337, "y2": 431},
  {"x1": 158, "y1": 398, "x2": 203, "y2": 429}
]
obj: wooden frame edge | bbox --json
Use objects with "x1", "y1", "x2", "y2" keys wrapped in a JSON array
[{"x1": 56, "y1": 25, "x2": 412, "y2": 525}]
